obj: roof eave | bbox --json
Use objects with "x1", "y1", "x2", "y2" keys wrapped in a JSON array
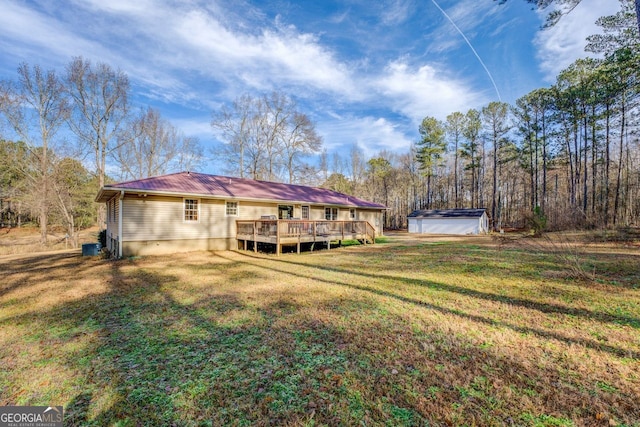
[{"x1": 96, "y1": 186, "x2": 386, "y2": 209}]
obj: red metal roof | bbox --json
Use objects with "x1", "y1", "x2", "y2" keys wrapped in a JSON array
[{"x1": 98, "y1": 172, "x2": 386, "y2": 209}]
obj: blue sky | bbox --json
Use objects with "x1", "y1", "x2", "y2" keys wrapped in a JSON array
[{"x1": 0, "y1": 0, "x2": 620, "y2": 174}]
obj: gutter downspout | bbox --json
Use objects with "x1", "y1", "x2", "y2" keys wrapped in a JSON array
[{"x1": 118, "y1": 190, "x2": 124, "y2": 258}]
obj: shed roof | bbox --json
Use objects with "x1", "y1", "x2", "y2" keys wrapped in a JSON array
[
  {"x1": 408, "y1": 208, "x2": 487, "y2": 219},
  {"x1": 96, "y1": 171, "x2": 386, "y2": 209}
]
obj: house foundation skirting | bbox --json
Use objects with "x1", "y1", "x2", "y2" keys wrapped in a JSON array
[{"x1": 122, "y1": 238, "x2": 234, "y2": 256}]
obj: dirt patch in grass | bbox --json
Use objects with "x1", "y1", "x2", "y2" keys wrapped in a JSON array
[{"x1": 1, "y1": 234, "x2": 639, "y2": 425}]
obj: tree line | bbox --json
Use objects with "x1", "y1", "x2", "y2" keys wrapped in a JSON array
[
  {"x1": 0, "y1": 58, "x2": 203, "y2": 246},
  {"x1": 210, "y1": 0, "x2": 638, "y2": 232},
  {"x1": 315, "y1": 0, "x2": 640, "y2": 231},
  {"x1": 1, "y1": 1, "x2": 637, "y2": 243}
]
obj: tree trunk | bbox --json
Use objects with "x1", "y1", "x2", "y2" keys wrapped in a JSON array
[
  {"x1": 604, "y1": 105, "x2": 611, "y2": 227},
  {"x1": 533, "y1": 130, "x2": 540, "y2": 209},
  {"x1": 565, "y1": 130, "x2": 574, "y2": 209},
  {"x1": 636, "y1": 0, "x2": 640, "y2": 35},
  {"x1": 492, "y1": 135, "x2": 498, "y2": 230},
  {"x1": 613, "y1": 100, "x2": 625, "y2": 225},
  {"x1": 624, "y1": 136, "x2": 631, "y2": 225},
  {"x1": 541, "y1": 113, "x2": 547, "y2": 215},
  {"x1": 97, "y1": 143, "x2": 107, "y2": 229},
  {"x1": 573, "y1": 121, "x2": 579, "y2": 209},
  {"x1": 39, "y1": 183, "x2": 47, "y2": 244},
  {"x1": 40, "y1": 143, "x2": 48, "y2": 245},
  {"x1": 529, "y1": 136, "x2": 535, "y2": 210},
  {"x1": 471, "y1": 148, "x2": 477, "y2": 208},
  {"x1": 453, "y1": 137, "x2": 459, "y2": 208},
  {"x1": 590, "y1": 105, "x2": 597, "y2": 221},
  {"x1": 582, "y1": 113, "x2": 588, "y2": 218},
  {"x1": 426, "y1": 175, "x2": 432, "y2": 209}
]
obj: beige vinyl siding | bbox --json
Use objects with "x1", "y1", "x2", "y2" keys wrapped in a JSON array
[
  {"x1": 105, "y1": 196, "x2": 120, "y2": 252},
  {"x1": 310, "y1": 206, "x2": 325, "y2": 220},
  {"x1": 122, "y1": 195, "x2": 226, "y2": 241},
  {"x1": 357, "y1": 210, "x2": 383, "y2": 235},
  {"x1": 338, "y1": 208, "x2": 350, "y2": 221},
  {"x1": 237, "y1": 202, "x2": 277, "y2": 220},
  {"x1": 117, "y1": 192, "x2": 385, "y2": 251},
  {"x1": 121, "y1": 196, "x2": 280, "y2": 242}
]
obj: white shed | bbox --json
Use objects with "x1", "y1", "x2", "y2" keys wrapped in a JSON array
[{"x1": 407, "y1": 209, "x2": 489, "y2": 235}]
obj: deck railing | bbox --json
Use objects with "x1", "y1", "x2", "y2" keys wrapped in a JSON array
[{"x1": 236, "y1": 219, "x2": 376, "y2": 254}]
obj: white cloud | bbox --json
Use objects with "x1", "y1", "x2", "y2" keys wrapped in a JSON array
[
  {"x1": 92, "y1": 3, "x2": 357, "y2": 99},
  {"x1": 318, "y1": 115, "x2": 414, "y2": 158},
  {"x1": 534, "y1": 0, "x2": 620, "y2": 80},
  {"x1": 0, "y1": 0, "x2": 532, "y2": 164},
  {"x1": 329, "y1": 9, "x2": 350, "y2": 25},
  {"x1": 0, "y1": 1, "x2": 111, "y2": 67},
  {"x1": 426, "y1": 0, "x2": 500, "y2": 54},
  {"x1": 254, "y1": 23, "x2": 356, "y2": 94},
  {"x1": 69, "y1": 0, "x2": 158, "y2": 15},
  {"x1": 380, "y1": 0, "x2": 412, "y2": 25},
  {"x1": 171, "y1": 117, "x2": 213, "y2": 139},
  {"x1": 375, "y1": 59, "x2": 487, "y2": 123},
  {"x1": 447, "y1": 0, "x2": 499, "y2": 31},
  {"x1": 2, "y1": 1, "x2": 357, "y2": 102}
]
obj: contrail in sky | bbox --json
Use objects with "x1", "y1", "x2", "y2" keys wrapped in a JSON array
[{"x1": 429, "y1": 0, "x2": 502, "y2": 102}]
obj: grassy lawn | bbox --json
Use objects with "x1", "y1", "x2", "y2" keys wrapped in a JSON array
[{"x1": 0, "y1": 233, "x2": 639, "y2": 426}]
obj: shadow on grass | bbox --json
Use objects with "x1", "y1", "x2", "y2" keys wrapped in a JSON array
[
  {"x1": 65, "y1": 392, "x2": 92, "y2": 425},
  {"x1": 3, "y1": 257, "x2": 373, "y2": 424},
  {"x1": 231, "y1": 252, "x2": 640, "y2": 359},
  {"x1": 0, "y1": 252, "x2": 96, "y2": 298},
  {"x1": 2, "y1": 251, "x2": 639, "y2": 425},
  {"x1": 244, "y1": 248, "x2": 640, "y2": 330}
]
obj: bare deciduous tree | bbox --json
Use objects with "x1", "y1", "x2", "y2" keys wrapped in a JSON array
[
  {"x1": 114, "y1": 107, "x2": 203, "y2": 180},
  {"x1": 66, "y1": 57, "x2": 129, "y2": 227},
  {"x1": 211, "y1": 94, "x2": 253, "y2": 178},
  {"x1": 50, "y1": 157, "x2": 94, "y2": 248},
  {"x1": 281, "y1": 112, "x2": 322, "y2": 183},
  {"x1": 212, "y1": 92, "x2": 322, "y2": 181},
  {"x1": 0, "y1": 64, "x2": 68, "y2": 243}
]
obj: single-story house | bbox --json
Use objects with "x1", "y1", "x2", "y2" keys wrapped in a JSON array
[
  {"x1": 95, "y1": 171, "x2": 386, "y2": 257},
  {"x1": 407, "y1": 208, "x2": 489, "y2": 235}
]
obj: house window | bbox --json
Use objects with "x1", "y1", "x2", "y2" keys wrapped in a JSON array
[
  {"x1": 325, "y1": 207, "x2": 338, "y2": 221},
  {"x1": 301, "y1": 206, "x2": 309, "y2": 220},
  {"x1": 108, "y1": 198, "x2": 117, "y2": 223},
  {"x1": 184, "y1": 199, "x2": 199, "y2": 222},
  {"x1": 226, "y1": 201, "x2": 238, "y2": 216},
  {"x1": 350, "y1": 208, "x2": 356, "y2": 220}
]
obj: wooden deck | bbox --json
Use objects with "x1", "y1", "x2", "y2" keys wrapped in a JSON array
[{"x1": 236, "y1": 219, "x2": 376, "y2": 255}]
